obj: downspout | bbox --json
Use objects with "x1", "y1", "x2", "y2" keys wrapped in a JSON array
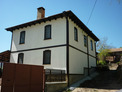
[
  {"x1": 87, "y1": 35, "x2": 90, "y2": 76},
  {"x1": 10, "y1": 31, "x2": 13, "y2": 63},
  {"x1": 95, "y1": 41, "x2": 97, "y2": 66},
  {"x1": 10, "y1": 31, "x2": 13, "y2": 52},
  {"x1": 64, "y1": 12, "x2": 70, "y2": 87}
]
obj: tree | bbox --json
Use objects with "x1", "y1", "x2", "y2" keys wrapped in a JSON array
[
  {"x1": 97, "y1": 37, "x2": 113, "y2": 65},
  {"x1": 97, "y1": 37, "x2": 113, "y2": 53}
]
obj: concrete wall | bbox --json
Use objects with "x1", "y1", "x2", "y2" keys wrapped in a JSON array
[{"x1": 46, "y1": 83, "x2": 67, "y2": 92}]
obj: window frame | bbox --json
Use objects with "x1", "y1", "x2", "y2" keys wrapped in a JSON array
[
  {"x1": 90, "y1": 40, "x2": 93, "y2": 51},
  {"x1": 19, "y1": 31, "x2": 25, "y2": 44},
  {"x1": 44, "y1": 25, "x2": 51, "y2": 40},
  {"x1": 43, "y1": 50, "x2": 51, "y2": 65},
  {"x1": 84, "y1": 35, "x2": 87, "y2": 47},
  {"x1": 18, "y1": 53, "x2": 24, "y2": 64},
  {"x1": 74, "y1": 27, "x2": 78, "y2": 41}
]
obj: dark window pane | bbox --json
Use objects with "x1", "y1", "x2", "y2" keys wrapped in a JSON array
[
  {"x1": 18, "y1": 53, "x2": 24, "y2": 64},
  {"x1": 91, "y1": 40, "x2": 93, "y2": 50},
  {"x1": 74, "y1": 27, "x2": 78, "y2": 41},
  {"x1": 20, "y1": 31, "x2": 25, "y2": 44},
  {"x1": 84, "y1": 35, "x2": 87, "y2": 47},
  {"x1": 45, "y1": 25, "x2": 51, "y2": 39},
  {"x1": 43, "y1": 50, "x2": 51, "y2": 64}
]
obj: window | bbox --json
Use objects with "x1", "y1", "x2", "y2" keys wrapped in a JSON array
[
  {"x1": 19, "y1": 31, "x2": 25, "y2": 44},
  {"x1": 44, "y1": 25, "x2": 51, "y2": 39},
  {"x1": 74, "y1": 27, "x2": 78, "y2": 41},
  {"x1": 18, "y1": 53, "x2": 24, "y2": 64},
  {"x1": 91, "y1": 40, "x2": 93, "y2": 50},
  {"x1": 43, "y1": 50, "x2": 51, "y2": 64},
  {"x1": 84, "y1": 35, "x2": 87, "y2": 47}
]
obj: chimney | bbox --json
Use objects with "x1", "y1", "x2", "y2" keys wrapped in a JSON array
[{"x1": 37, "y1": 7, "x2": 45, "y2": 19}]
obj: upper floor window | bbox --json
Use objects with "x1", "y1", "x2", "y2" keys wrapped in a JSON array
[
  {"x1": 84, "y1": 35, "x2": 87, "y2": 47},
  {"x1": 43, "y1": 50, "x2": 51, "y2": 64},
  {"x1": 74, "y1": 27, "x2": 78, "y2": 41},
  {"x1": 18, "y1": 53, "x2": 24, "y2": 64},
  {"x1": 91, "y1": 40, "x2": 93, "y2": 50},
  {"x1": 19, "y1": 31, "x2": 25, "y2": 44},
  {"x1": 44, "y1": 25, "x2": 51, "y2": 40}
]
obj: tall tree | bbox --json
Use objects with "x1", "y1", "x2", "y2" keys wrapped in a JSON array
[
  {"x1": 97, "y1": 37, "x2": 113, "y2": 53},
  {"x1": 97, "y1": 37, "x2": 113, "y2": 65}
]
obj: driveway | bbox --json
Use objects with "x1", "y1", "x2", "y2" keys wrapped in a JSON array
[{"x1": 72, "y1": 65, "x2": 122, "y2": 92}]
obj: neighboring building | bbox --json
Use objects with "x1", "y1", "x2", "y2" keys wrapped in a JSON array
[
  {"x1": 0, "y1": 50, "x2": 10, "y2": 62},
  {"x1": 6, "y1": 7, "x2": 99, "y2": 87},
  {"x1": 106, "y1": 48, "x2": 122, "y2": 63},
  {"x1": 0, "y1": 50, "x2": 10, "y2": 69}
]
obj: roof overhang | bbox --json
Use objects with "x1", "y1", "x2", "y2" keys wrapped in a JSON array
[{"x1": 6, "y1": 11, "x2": 99, "y2": 41}]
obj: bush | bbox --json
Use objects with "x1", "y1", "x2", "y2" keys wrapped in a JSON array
[{"x1": 97, "y1": 60, "x2": 106, "y2": 66}]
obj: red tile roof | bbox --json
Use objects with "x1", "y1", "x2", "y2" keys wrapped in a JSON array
[{"x1": 109, "y1": 48, "x2": 122, "y2": 52}]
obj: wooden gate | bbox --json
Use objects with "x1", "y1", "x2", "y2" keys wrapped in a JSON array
[{"x1": 1, "y1": 63, "x2": 45, "y2": 92}]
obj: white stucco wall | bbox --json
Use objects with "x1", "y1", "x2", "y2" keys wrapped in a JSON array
[
  {"x1": 68, "y1": 18, "x2": 96, "y2": 57},
  {"x1": 11, "y1": 18, "x2": 66, "y2": 51},
  {"x1": 10, "y1": 17, "x2": 67, "y2": 70},
  {"x1": 68, "y1": 18, "x2": 96, "y2": 74},
  {"x1": 69, "y1": 47, "x2": 87, "y2": 74},
  {"x1": 10, "y1": 16, "x2": 97, "y2": 74},
  {"x1": 89, "y1": 56, "x2": 96, "y2": 68},
  {"x1": 68, "y1": 18, "x2": 87, "y2": 53},
  {"x1": 10, "y1": 46, "x2": 66, "y2": 70},
  {"x1": 88, "y1": 36, "x2": 95, "y2": 56}
]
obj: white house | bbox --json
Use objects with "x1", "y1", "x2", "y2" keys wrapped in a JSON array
[{"x1": 6, "y1": 7, "x2": 99, "y2": 87}]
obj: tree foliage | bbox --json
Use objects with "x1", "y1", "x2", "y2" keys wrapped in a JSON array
[{"x1": 97, "y1": 37, "x2": 113, "y2": 65}]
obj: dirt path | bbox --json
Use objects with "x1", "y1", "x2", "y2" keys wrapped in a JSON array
[{"x1": 72, "y1": 70, "x2": 122, "y2": 92}]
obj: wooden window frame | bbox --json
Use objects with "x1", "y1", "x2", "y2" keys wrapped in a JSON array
[
  {"x1": 43, "y1": 50, "x2": 51, "y2": 64},
  {"x1": 44, "y1": 25, "x2": 51, "y2": 40},
  {"x1": 74, "y1": 27, "x2": 78, "y2": 41},
  {"x1": 84, "y1": 35, "x2": 87, "y2": 47},
  {"x1": 19, "y1": 31, "x2": 25, "y2": 44},
  {"x1": 91, "y1": 40, "x2": 93, "y2": 51},
  {"x1": 18, "y1": 53, "x2": 24, "y2": 64}
]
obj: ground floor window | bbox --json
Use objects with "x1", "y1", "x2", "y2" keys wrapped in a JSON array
[
  {"x1": 43, "y1": 50, "x2": 51, "y2": 64},
  {"x1": 18, "y1": 53, "x2": 24, "y2": 64}
]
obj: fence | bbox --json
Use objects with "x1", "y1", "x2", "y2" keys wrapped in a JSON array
[
  {"x1": 45, "y1": 69, "x2": 66, "y2": 82},
  {"x1": 1, "y1": 63, "x2": 45, "y2": 92}
]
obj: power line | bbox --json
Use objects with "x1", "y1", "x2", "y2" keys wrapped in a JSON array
[{"x1": 87, "y1": 0, "x2": 97, "y2": 25}]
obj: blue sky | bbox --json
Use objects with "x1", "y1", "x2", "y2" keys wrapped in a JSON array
[{"x1": 0, "y1": 0, "x2": 122, "y2": 52}]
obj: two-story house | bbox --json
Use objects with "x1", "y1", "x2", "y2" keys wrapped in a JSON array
[{"x1": 6, "y1": 7, "x2": 99, "y2": 87}]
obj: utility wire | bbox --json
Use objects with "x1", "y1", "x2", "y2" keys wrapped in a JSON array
[{"x1": 87, "y1": 0, "x2": 97, "y2": 25}]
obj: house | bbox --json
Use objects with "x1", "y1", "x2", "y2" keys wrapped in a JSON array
[
  {"x1": 0, "y1": 50, "x2": 10, "y2": 77},
  {"x1": 106, "y1": 48, "x2": 122, "y2": 63},
  {"x1": 6, "y1": 7, "x2": 99, "y2": 89},
  {"x1": 0, "y1": 50, "x2": 10, "y2": 63},
  {"x1": 0, "y1": 50, "x2": 10, "y2": 68}
]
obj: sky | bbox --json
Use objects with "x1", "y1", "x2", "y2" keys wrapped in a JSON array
[{"x1": 0, "y1": 0, "x2": 122, "y2": 53}]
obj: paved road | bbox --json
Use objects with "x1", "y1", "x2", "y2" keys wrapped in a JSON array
[
  {"x1": 73, "y1": 70, "x2": 122, "y2": 92},
  {"x1": 80, "y1": 70, "x2": 122, "y2": 89}
]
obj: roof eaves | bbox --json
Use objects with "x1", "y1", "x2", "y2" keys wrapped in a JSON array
[
  {"x1": 67, "y1": 11, "x2": 99, "y2": 41},
  {"x1": 6, "y1": 12, "x2": 66, "y2": 32},
  {"x1": 5, "y1": 10, "x2": 99, "y2": 41}
]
